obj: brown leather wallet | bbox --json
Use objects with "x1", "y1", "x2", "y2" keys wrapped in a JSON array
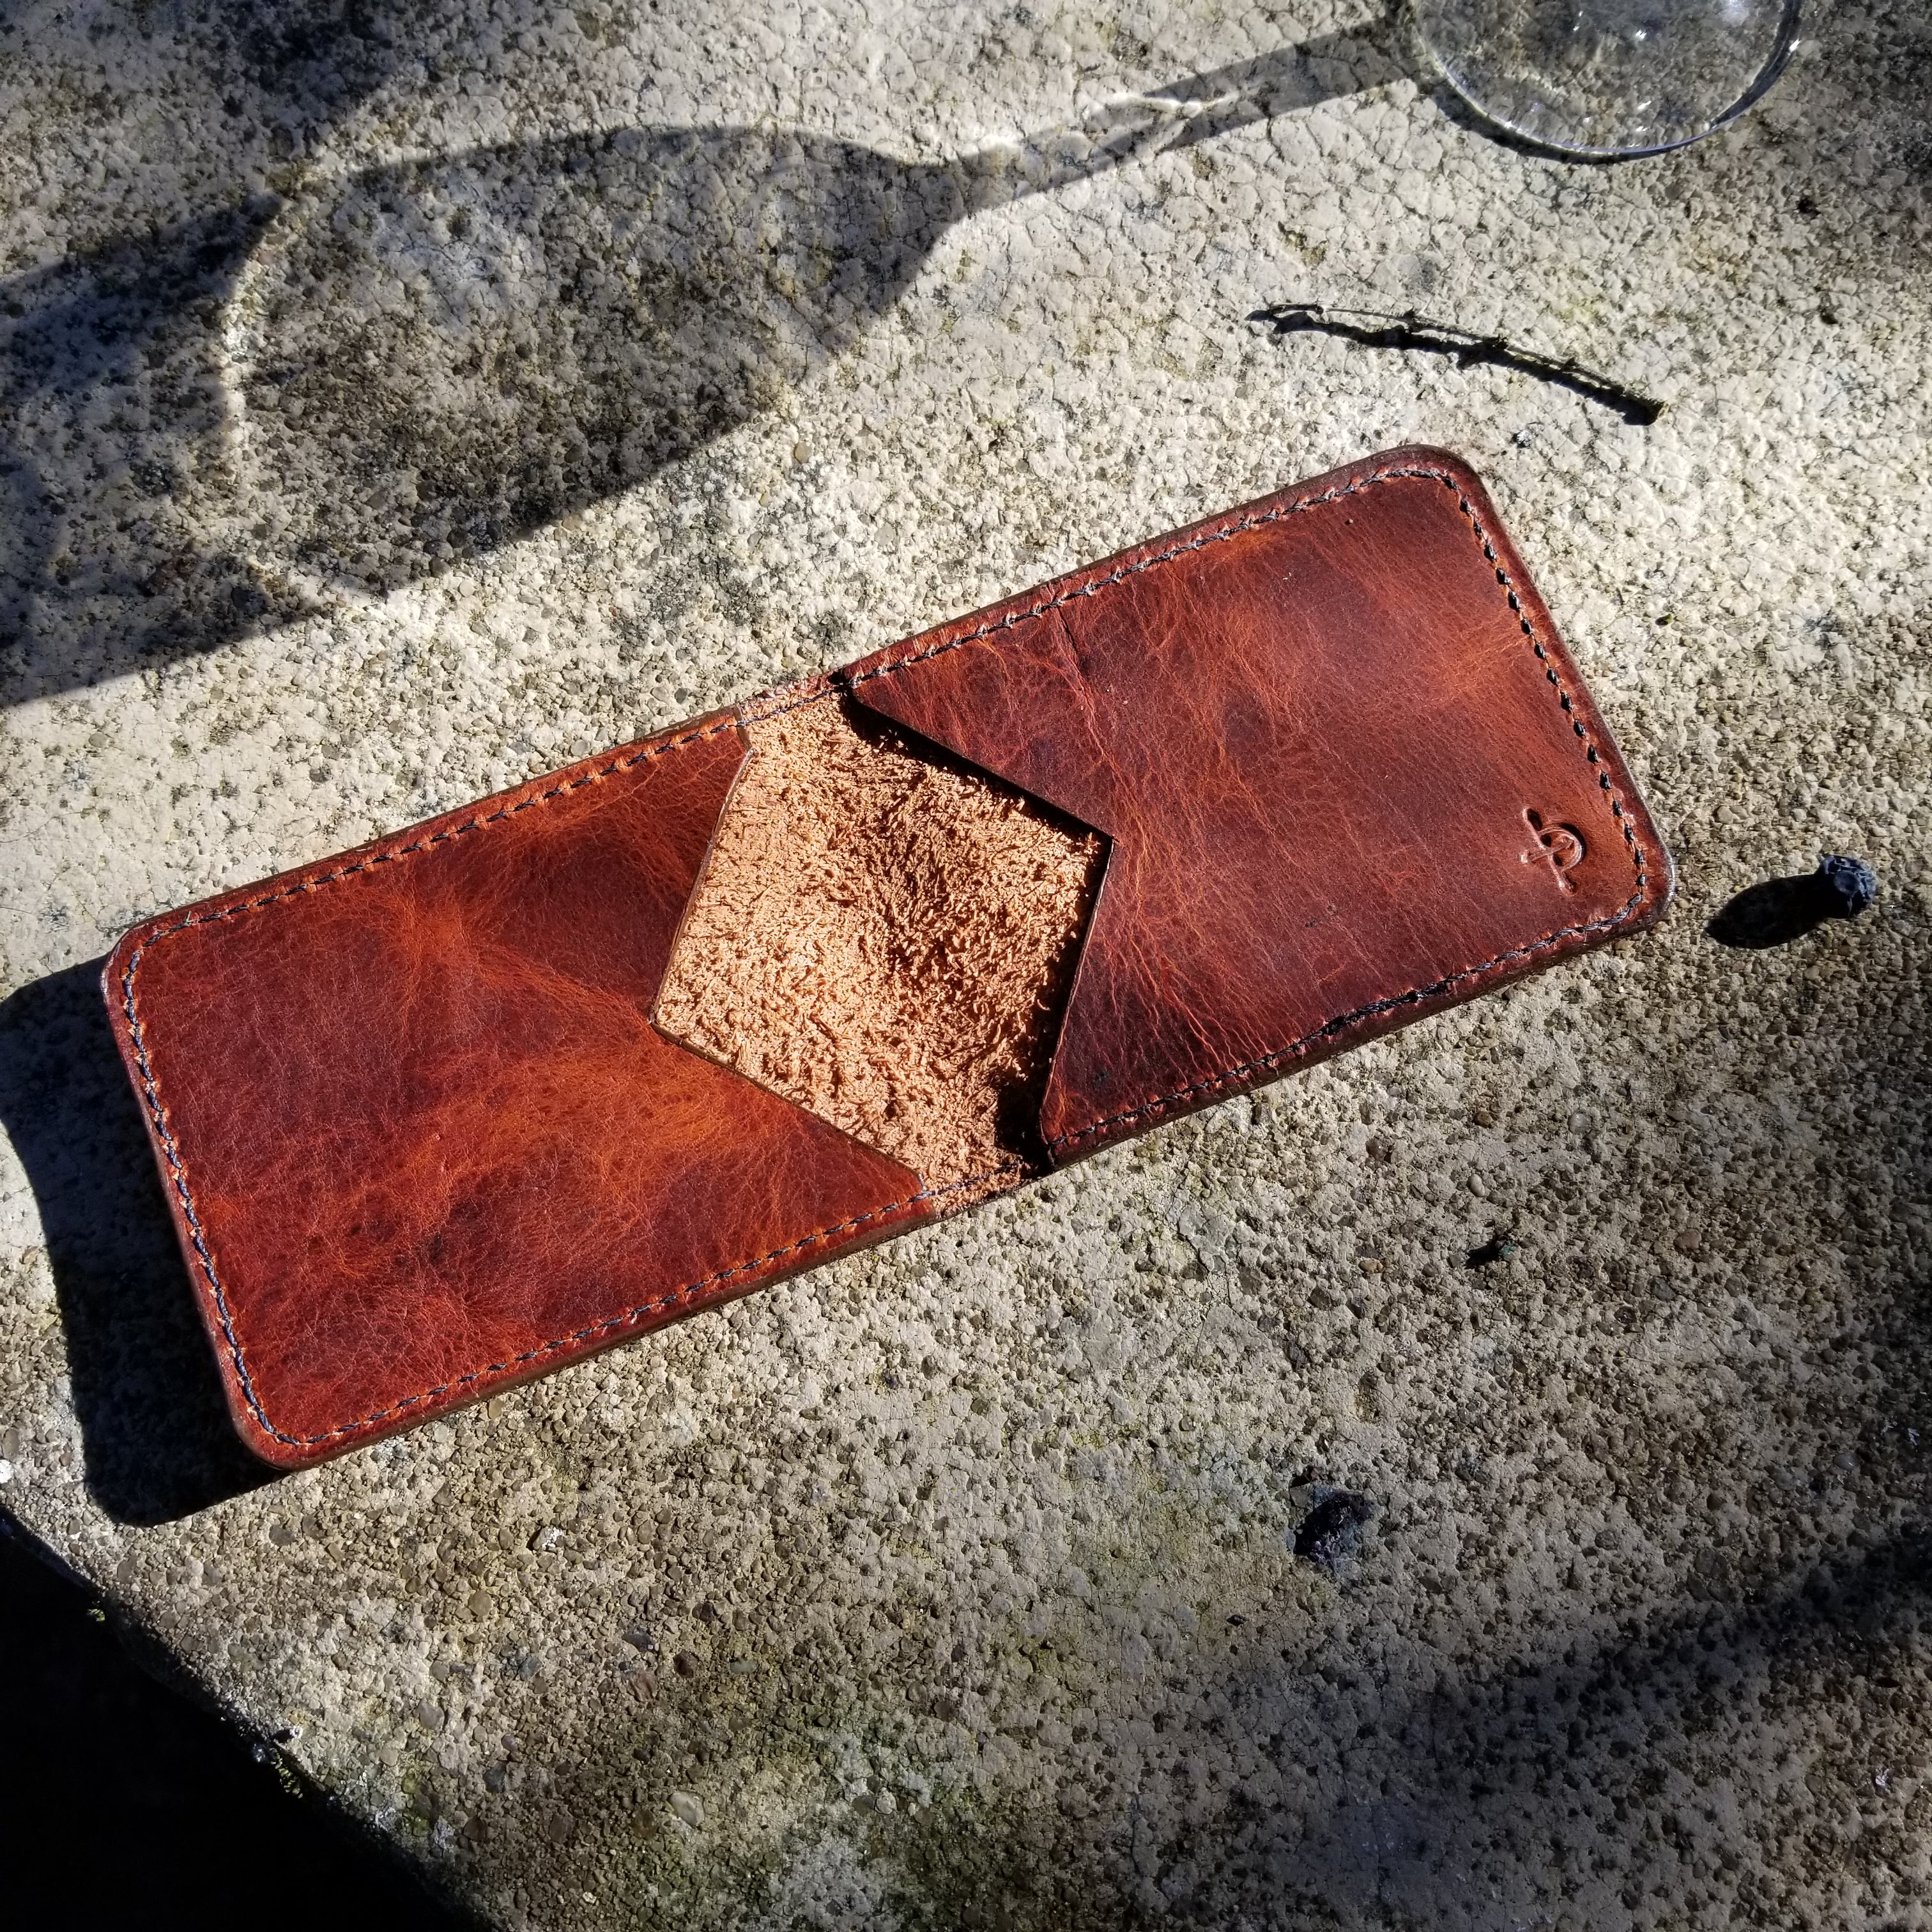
[{"x1": 105, "y1": 448, "x2": 1670, "y2": 1468}]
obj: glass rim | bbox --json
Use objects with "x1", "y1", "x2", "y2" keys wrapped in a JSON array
[{"x1": 1415, "y1": 0, "x2": 1808, "y2": 162}]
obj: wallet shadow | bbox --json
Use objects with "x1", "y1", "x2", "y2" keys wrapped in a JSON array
[{"x1": 0, "y1": 959, "x2": 273, "y2": 1524}]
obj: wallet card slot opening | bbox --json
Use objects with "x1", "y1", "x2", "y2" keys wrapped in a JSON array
[{"x1": 652, "y1": 685, "x2": 1106, "y2": 1201}]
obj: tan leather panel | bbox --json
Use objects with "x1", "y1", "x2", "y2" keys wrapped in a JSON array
[{"x1": 654, "y1": 686, "x2": 1101, "y2": 1196}]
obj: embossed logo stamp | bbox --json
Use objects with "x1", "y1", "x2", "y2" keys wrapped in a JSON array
[{"x1": 1523, "y1": 808, "x2": 1586, "y2": 892}]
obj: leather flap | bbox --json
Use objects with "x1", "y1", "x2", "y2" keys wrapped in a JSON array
[
  {"x1": 106, "y1": 714, "x2": 932, "y2": 1467},
  {"x1": 845, "y1": 448, "x2": 1669, "y2": 1160}
]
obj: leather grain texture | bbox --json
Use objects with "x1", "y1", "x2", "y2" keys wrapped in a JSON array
[
  {"x1": 106, "y1": 714, "x2": 933, "y2": 1467},
  {"x1": 848, "y1": 449, "x2": 1670, "y2": 1158},
  {"x1": 105, "y1": 446, "x2": 1669, "y2": 1468}
]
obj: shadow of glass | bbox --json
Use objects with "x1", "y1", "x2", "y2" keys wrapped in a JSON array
[
  {"x1": 233, "y1": 123, "x2": 968, "y2": 588},
  {"x1": 235, "y1": 26, "x2": 1397, "y2": 591},
  {"x1": 0, "y1": 203, "x2": 328, "y2": 706},
  {"x1": 0, "y1": 0, "x2": 448, "y2": 707},
  {"x1": 1, "y1": 21, "x2": 1399, "y2": 705},
  {"x1": 0, "y1": 962, "x2": 272, "y2": 1523}
]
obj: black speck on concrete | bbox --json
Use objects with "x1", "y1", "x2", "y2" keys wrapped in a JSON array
[
  {"x1": 1292, "y1": 1487, "x2": 1377, "y2": 1572},
  {"x1": 1708, "y1": 854, "x2": 1879, "y2": 949},
  {"x1": 1818, "y1": 854, "x2": 1878, "y2": 917}
]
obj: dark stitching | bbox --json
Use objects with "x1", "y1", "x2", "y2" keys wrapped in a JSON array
[
  {"x1": 119, "y1": 459, "x2": 1650, "y2": 1448},
  {"x1": 120, "y1": 947, "x2": 976, "y2": 1446},
  {"x1": 1041, "y1": 891, "x2": 1643, "y2": 1153},
  {"x1": 844, "y1": 474, "x2": 1413, "y2": 688},
  {"x1": 123, "y1": 714, "x2": 746, "y2": 952}
]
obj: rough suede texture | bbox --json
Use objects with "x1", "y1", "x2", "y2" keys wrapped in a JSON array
[{"x1": 656, "y1": 691, "x2": 1101, "y2": 1194}]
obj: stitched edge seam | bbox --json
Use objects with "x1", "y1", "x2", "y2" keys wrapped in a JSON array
[
  {"x1": 1043, "y1": 889, "x2": 1643, "y2": 1153},
  {"x1": 119, "y1": 459, "x2": 1650, "y2": 1448},
  {"x1": 845, "y1": 464, "x2": 1466, "y2": 686},
  {"x1": 1041, "y1": 466, "x2": 1653, "y2": 1150}
]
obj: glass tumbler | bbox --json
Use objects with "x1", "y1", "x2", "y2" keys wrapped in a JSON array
[{"x1": 1412, "y1": 0, "x2": 1806, "y2": 157}]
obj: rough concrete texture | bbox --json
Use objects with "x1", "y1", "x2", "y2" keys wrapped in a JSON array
[{"x1": 1, "y1": 1, "x2": 1928, "y2": 1926}]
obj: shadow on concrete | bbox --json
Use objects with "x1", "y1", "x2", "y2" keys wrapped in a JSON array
[
  {"x1": 0, "y1": 961, "x2": 273, "y2": 1523},
  {"x1": 0, "y1": 20, "x2": 1398, "y2": 707},
  {"x1": 0, "y1": 1510, "x2": 482, "y2": 1928},
  {"x1": 0, "y1": 203, "x2": 327, "y2": 700},
  {"x1": 0, "y1": 0, "x2": 441, "y2": 705},
  {"x1": 1193, "y1": 1531, "x2": 1932, "y2": 1926},
  {"x1": 12, "y1": 3, "x2": 1928, "y2": 710}
]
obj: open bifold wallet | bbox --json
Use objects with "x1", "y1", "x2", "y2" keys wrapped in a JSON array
[{"x1": 107, "y1": 449, "x2": 1670, "y2": 1468}]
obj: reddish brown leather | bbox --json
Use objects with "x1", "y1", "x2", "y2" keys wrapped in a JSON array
[
  {"x1": 105, "y1": 715, "x2": 931, "y2": 1468},
  {"x1": 105, "y1": 446, "x2": 1669, "y2": 1469},
  {"x1": 848, "y1": 450, "x2": 1669, "y2": 1158}
]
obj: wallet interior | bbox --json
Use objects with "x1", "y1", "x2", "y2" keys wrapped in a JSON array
[
  {"x1": 104, "y1": 449, "x2": 1672, "y2": 1465},
  {"x1": 655, "y1": 693, "x2": 1103, "y2": 1200}
]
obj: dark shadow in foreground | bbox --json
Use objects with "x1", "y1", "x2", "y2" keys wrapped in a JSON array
[
  {"x1": 0, "y1": 960, "x2": 272, "y2": 1522},
  {"x1": 0, "y1": 1512, "x2": 480, "y2": 1928},
  {"x1": 845, "y1": 1528, "x2": 1932, "y2": 1930}
]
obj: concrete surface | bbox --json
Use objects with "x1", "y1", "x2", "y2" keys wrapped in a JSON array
[{"x1": 1, "y1": 1, "x2": 1928, "y2": 1926}]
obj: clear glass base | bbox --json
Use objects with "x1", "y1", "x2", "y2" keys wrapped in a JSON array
[{"x1": 1413, "y1": 0, "x2": 1805, "y2": 158}]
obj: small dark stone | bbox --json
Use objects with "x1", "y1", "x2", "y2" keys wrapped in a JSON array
[
  {"x1": 1467, "y1": 1234, "x2": 1518, "y2": 1268},
  {"x1": 1818, "y1": 854, "x2": 1878, "y2": 917},
  {"x1": 1708, "y1": 854, "x2": 1878, "y2": 949},
  {"x1": 1292, "y1": 1487, "x2": 1377, "y2": 1572},
  {"x1": 673, "y1": 1650, "x2": 699, "y2": 1678}
]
